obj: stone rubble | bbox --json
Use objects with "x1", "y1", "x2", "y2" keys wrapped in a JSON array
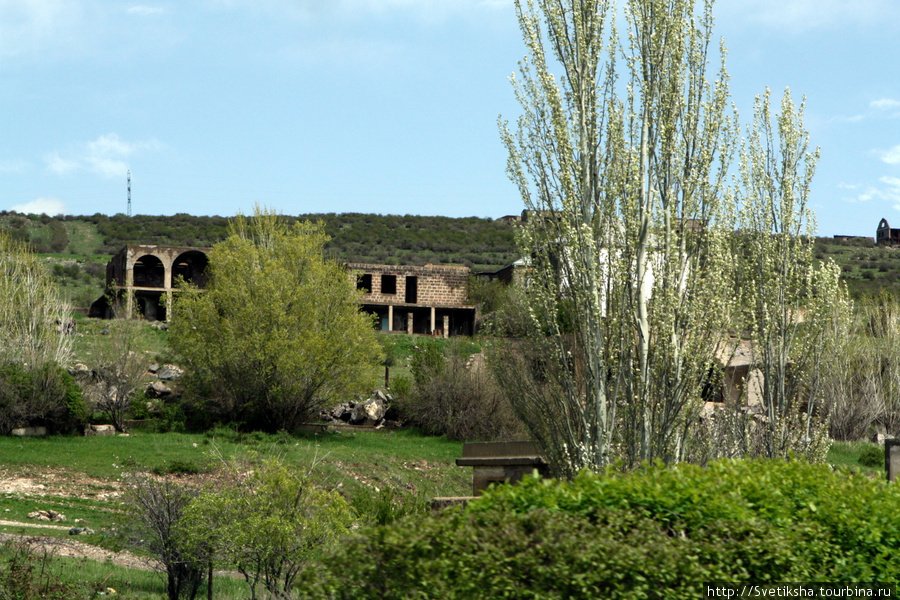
[
  {"x1": 321, "y1": 391, "x2": 401, "y2": 428},
  {"x1": 27, "y1": 509, "x2": 66, "y2": 522}
]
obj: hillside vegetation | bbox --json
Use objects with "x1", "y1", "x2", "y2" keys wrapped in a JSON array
[
  {"x1": 2, "y1": 211, "x2": 898, "y2": 311},
  {"x1": 0, "y1": 211, "x2": 519, "y2": 271}
]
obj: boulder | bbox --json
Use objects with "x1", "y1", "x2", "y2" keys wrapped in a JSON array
[
  {"x1": 68, "y1": 363, "x2": 93, "y2": 382},
  {"x1": 28, "y1": 510, "x2": 66, "y2": 522},
  {"x1": 156, "y1": 365, "x2": 184, "y2": 380},
  {"x1": 68, "y1": 527, "x2": 96, "y2": 535},
  {"x1": 146, "y1": 381, "x2": 172, "y2": 398},
  {"x1": 11, "y1": 426, "x2": 47, "y2": 437},
  {"x1": 350, "y1": 396, "x2": 386, "y2": 425},
  {"x1": 85, "y1": 424, "x2": 116, "y2": 436}
]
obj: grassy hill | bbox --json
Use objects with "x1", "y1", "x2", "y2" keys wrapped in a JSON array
[
  {"x1": 0, "y1": 210, "x2": 522, "y2": 311},
  {"x1": 812, "y1": 236, "x2": 900, "y2": 298},
  {"x1": 0, "y1": 211, "x2": 519, "y2": 271},
  {"x1": 5, "y1": 210, "x2": 900, "y2": 310}
]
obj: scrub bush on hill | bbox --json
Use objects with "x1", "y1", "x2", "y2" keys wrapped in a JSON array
[
  {"x1": 297, "y1": 460, "x2": 900, "y2": 599},
  {"x1": 395, "y1": 338, "x2": 527, "y2": 441},
  {"x1": 0, "y1": 363, "x2": 87, "y2": 435}
]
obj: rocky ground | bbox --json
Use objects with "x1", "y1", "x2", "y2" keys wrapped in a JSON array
[{"x1": 0, "y1": 469, "x2": 154, "y2": 571}]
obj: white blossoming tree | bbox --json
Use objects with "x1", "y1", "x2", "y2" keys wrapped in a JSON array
[{"x1": 495, "y1": 0, "x2": 843, "y2": 476}]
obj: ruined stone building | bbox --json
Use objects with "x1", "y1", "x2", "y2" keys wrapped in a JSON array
[
  {"x1": 877, "y1": 218, "x2": 900, "y2": 245},
  {"x1": 91, "y1": 245, "x2": 210, "y2": 320},
  {"x1": 93, "y1": 246, "x2": 477, "y2": 336},
  {"x1": 347, "y1": 263, "x2": 477, "y2": 337}
]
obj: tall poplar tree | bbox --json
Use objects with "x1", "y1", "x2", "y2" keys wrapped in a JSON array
[
  {"x1": 496, "y1": 0, "x2": 841, "y2": 476},
  {"x1": 497, "y1": 0, "x2": 738, "y2": 475}
]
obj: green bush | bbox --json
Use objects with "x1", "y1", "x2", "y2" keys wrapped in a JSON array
[
  {"x1": 0, "y1": 363, "x2": 88, "y2": 434},
  {"x1": 400, "y1": 340, "x2": 526, "y2": 442},
  {"x1": 858, "y1": 444, "x2": 885, "y2": 468},
  {"x1": 298, "y1": 460, "x2": 900, "y2": 599}
]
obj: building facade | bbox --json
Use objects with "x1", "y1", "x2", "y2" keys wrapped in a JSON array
[
  {"x1": 94, "y1": 245, "x2": 210, "y2": 320},
  {"x1": 347, "y1": 263, "x2": 476, "y2": 337}
]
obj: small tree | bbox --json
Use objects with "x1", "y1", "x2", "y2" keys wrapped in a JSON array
[
  {"x1": 0, "y1": 233, "x2": 84, "y2": 434},
  {"x1": 89, "y1": 317, "x2": 150, "y2": 432},
  {"x1": 735, "y1": 89, "x2": 846, "y2": 460},
  {"x1": 171, "y1": 207, "x2": 381, "y2": 432},
  {"x1": 124, "y1": 473, "x2": 205, "y2": 600},
  {"x1": 497, "y1": 0, "x2": 737, "y2": 475},
  {"x1": 181, "y1": 458, "x2": 352, "y2": 600},
  {"x1": 0, "y1": 233, "x2": 72, "y2": 368}
]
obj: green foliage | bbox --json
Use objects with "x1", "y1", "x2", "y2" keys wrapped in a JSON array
[
  {"x1": 401, "y1": 339, "x2": 525, "y2": 441},
  {"x1": 302, "y1": 460, "x2": 900, "y2": 599},
  {"x1": 182, "y1": 457, "x2": 353, "y2": 600},
  {"x1": 346, "y1": 484, "x2": 429, "y2": 528},
  {"x1": 0, "y1": 542, "x2": 88, "y2": 600},
  {"x1": 857, "y1": 444, "x2": 884, "y2": 468},
  {"x1": 151, "y1": 458, "x2": 209, "y2": 476},
  {"x1": 0, "y1": 362, "x2": 87, "y2": 434},
  {"x1": 1, "y1": 211, "x2": 520, "y2": 276},
  {"x1": 171, "y1": 209, "x2": 382, "y2": 432}
]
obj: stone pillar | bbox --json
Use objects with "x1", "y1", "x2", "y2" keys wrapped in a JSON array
[
  {"x1": 887, "y1": 439, "x2": 900, "y2": 482},
  {"x1": 165, "y1": 291, "x2": 173, "y2": 322},
  {"x1": 388, "y1": 305, "x2": 394, "y2": 331},
  {"x1": 407, "y1": 312, "x2": 414, "y2": 335},
  {"x1": 430, "y1": 307, "x2": 436, "y2": 335},
  {"x1": 443, "y1": 314, "x2": 449, "y2": 339}
]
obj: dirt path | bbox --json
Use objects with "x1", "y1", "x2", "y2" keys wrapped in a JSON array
[{"x1": 0, "y1": 529, "x2": 155, "y2": 571}]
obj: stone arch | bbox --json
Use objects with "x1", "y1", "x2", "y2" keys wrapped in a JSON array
[
  {"x1": 172, "y1": 250, "x2": 209, "y2": 287},
  {"x1": 133, "y1": 254, "x2": 165, "y2": 288}
]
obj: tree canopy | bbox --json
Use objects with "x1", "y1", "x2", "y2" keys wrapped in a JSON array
[{"x1": 170, "y1": 209, "x2": 382, "y2": 432}]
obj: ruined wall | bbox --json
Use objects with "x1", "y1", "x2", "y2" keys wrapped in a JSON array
[{"x1": 346, "y1": 263, "x2": 473, "y2": 308}]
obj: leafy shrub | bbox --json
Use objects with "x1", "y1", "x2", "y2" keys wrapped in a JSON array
[
  {"x1": 0, "y1": 542, "x2": 88, "y2": 600},
  {"x1": 858, "y1": 444, "x2": 884, "y2": 468},
  {"x1": 399, "y1": 340, "x2": 526, "y2": 441},
  {"x1": 152, "y1": 459, "x2": 208, "y2": 476},
  {"x1": 0, "y1": 363, "x2": 88, "y2": 434},
  {"x1": 299, "y1": 460, "x2": 900, "y2": 599},
  {"x1": 346, "y1": 485, "x2": 429, "y2": 528}
]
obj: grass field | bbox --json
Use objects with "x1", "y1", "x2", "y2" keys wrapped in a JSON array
[{"x1": 0, "y1": 430, "x2": 888, "y2": 598}]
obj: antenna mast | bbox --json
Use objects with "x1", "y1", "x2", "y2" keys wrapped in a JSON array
[{"x1": 127, "y1": 170, "x2": 132, "y2": 217}]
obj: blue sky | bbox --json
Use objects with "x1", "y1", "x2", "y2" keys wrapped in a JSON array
[{"x1": 1, "y1": 0, "x2": 898, "y2": 237}]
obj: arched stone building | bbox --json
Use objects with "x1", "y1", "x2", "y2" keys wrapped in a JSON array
[{"x1": 92, "y1": 245, "x2": 210, "y2": 320}]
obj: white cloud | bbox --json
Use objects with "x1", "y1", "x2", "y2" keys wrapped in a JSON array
[
  {"x1": 11, "y1": 197, "x2": 66, "y2": 216},
  {"x1": 880, "y1": 145, "x2": 900, "y2": 166},
  {"x1": 844, "y1": 176, "x2": 900, "y2": 212},
  {"x1": 127, "y1": 5, "x2": 167, "y2": 17},
  {"x1": 44, "y1": 134, "x2": 164, "y2": 179},
  {"x1": 871, "y1": 98, "x2": 900, "y2": 111}
]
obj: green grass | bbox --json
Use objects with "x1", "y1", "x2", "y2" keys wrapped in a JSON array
[
  {"x1": 826, "y1": 441, "x2": 887, "y2": 478},
  {"x1": 0, "y1": 542, "x2": 250, "y2": 600},
  {"x1": 62, "y1": 220, "x2": 105, "y2": 256},
  {"x1": 71, "y1": 318, "x2": 171, "y2": 366},
  {"x1": 0, "y1": 429, "x2": 468, "y2": 515}
]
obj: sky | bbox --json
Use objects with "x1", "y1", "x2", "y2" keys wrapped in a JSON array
[{"x1": 1, "y1": 0, "x2": 899, "y2": 238}]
